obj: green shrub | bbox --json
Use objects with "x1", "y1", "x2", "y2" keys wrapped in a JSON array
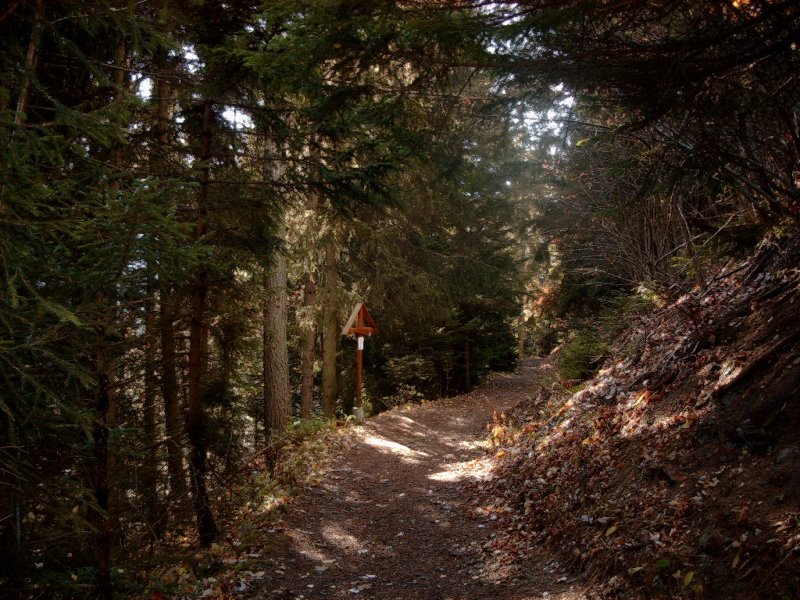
[
  {"x1": 558, "y1": 329, "x2": 608, "y2": 381},
  {"x1": 283, "y1": 417, "x2": 334, "y2": 446}
]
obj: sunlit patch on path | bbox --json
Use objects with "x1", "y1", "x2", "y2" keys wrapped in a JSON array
[
  {"x1": 240, "y1": 358, "x2": 588, "y2": 599},
  {"x1": 361, "y1": 433, "x2": 430, "y2": 463}
]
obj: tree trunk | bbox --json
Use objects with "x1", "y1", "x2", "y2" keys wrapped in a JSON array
[
  {"x1": 300, "y1": 274, "x2": 317, "y2": 418},
  {"x1": 298, "y1": 190, "x2": 320, "y2": 419},
  {"x1": 517, "y1": 314, "x2": 526, "y2": 359},
  {"x1": 2, "y1": 0, "x2": 45, "y2": 564},
  {"x1": 300, "y1": 192, "x2": 320, "y2": 418},
  {"x1": 143, "y1": 280, "x2": 161, "y2": 536},
  {"x1": 92, "y1": 38, "x2": 128, "y2": 599},
  {"x1": 186, "y1": 98, "x2": 218, "y2": 547},
  {"x1": 321, "y1": 242, "x2": 340, "y2": 418},
  {"x1": 263, "y1": 138, "x2": 291, "y2": 455},
  {"x1": 93, "y1": 293, "x2": 112, "y2": 600},
  {"x1": 263, "y1": 248, "x2": 290, "y2": 453},
  {"x1": 187, "y1": 268, "x2": 217, "y2": 546},
  {"x1": 13, "y1": 0, "x2": 43, "y2": 128},
  {"x1": 153, "y1": 45, "x2": 185, "y2": 505},
  {"x1": 160, "y1": 291, "x2": 185, "y2": 501}
]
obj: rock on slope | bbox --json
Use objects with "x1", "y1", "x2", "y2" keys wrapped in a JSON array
[{"x1": 485, "y1": 234, "x2": 800, "y2": 599}]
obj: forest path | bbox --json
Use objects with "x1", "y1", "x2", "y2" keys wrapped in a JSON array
[{"x1": 244, "y1": 358, "x2": 584, "y2": 600}]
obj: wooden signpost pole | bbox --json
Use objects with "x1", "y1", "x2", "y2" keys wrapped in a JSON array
[
  {"x1": 355, "y1": 336, "x2": 364, "y2": 414},
  {"x1": 342, "y1": 303, "x2": 378, "y2": 424},
  {"x1": 354, "y1": 302, "x2": 363, "y2": 417}
]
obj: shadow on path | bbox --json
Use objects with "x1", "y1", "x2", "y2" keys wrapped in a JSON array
[{"x1": 244, "y1": 359, "x2": 586, "y2": 599}]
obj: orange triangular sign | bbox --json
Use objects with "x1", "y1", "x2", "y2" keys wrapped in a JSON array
[{"x1": 342, "y1": 302, "x2": 378, "y2": 336}]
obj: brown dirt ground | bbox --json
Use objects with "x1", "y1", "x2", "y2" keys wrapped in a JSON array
[{"x1": 241, "y1": 359, "x2": 588, "y2": 600}]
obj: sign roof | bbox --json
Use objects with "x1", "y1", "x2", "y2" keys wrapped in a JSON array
[{"x1": 342, "y1": 302, "x2": 378, "y2": 336}]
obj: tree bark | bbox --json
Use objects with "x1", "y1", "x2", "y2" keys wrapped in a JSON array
[
  {"x1": 159, "y1": 291, "x2": 185, "y2": 501},
  {"x1": 143, "y1": 279, "x2": 161, "y2": 536},
  {"x1": 13, "y1": 0, "x2": 43, "y2": 128},
  {"x1": 321, "y1": 242, "x2": 340, "y2": 418},
  {"x1": 263, "y1": 248, "x2": 291, "y2": 452},
  {"x1": 152, "y1": 45, "x2": 185, "y2": 505},
  {"x1": 299, "y1": 190, "x2": 320, "y2": 419},
  {"x1": 2, "y1": 0, "x2": 45, "y2": 569},
  {"x1": 92, "y1": 38, "x2": 128, "y2": 599},
  {"x1": 263, "y1": 139, "x2": 291, "y2": 454},
  {"x1": 517, "y1": 314, "x2": 526, "y2": 359},
  {"x1": 93, "y1": 293, "x2": 112, "y2": 600},
  {"x1": 186, "y1": 98, "x2": 218, "y2": 547},
  {"x1": 153, "y1": 44, "x2": 186, "y2": 503},
  {"x1": 300, "y1": 274, "x2": 317, "y2": 418},
  {"x1": 153, "y1": 46, "x2": 173, "y2": 176}
]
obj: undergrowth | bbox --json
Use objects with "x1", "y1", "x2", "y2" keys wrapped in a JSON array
[
  {"x1": 556, "y1": 286, "x2": 662, "y2": 382},
  {"x1": 121, "y1": 417, "x2": 356, "y2": 600}
]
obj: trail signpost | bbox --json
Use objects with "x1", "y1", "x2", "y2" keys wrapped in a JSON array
[{"x1": 341, "y1": 302, "x2": 378, "y2": 423}]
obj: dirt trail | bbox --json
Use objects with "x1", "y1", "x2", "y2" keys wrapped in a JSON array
[{"x1": 244, "y1": 359, "x2": 585, "y2": 599}]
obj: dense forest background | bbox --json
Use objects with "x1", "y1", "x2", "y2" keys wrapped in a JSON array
[{"x1": 1, "y1": 0, "x2": 797, "y2": 598}]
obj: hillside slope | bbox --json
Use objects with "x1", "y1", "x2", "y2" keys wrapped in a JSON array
[{"x1": 484, "y1": 234, "x2": 800, "y2": 599}]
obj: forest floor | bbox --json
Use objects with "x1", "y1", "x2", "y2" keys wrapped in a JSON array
[
  {"x1": 236, "y1": 359, "x2": 587, "y2": 600},
  {"x1": 189, "y1": 235, "x2": 800, "y2": 600}
]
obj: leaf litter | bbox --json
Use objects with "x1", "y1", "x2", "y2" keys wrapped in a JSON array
[{"x1": 476, "y1": 233, "x2": 800, "y2": 599}]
